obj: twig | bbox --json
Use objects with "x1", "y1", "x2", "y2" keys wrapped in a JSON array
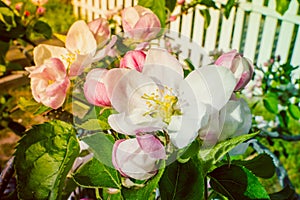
[
  {"x1": 0, "y1": 156, "x2": 15, "y2": 196},
  {"x1": 259, "y1": 130, "x2": 300, "y2": 141}
]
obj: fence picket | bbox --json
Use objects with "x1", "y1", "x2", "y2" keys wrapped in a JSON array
[
  {"x1": 243, "y1": 0, "x2": 264, "y2": 62},
  {"x1": 275, "y1": 0, "x2": 299, "y2": 64},
  {"x1": 204, "y1": 8, "x2": 220, "y2": 52},
  {"x1": 218, "y1": 7, "x2": 235, "y2": 51},
  {"x1": 256, "y1": 0, "x2": 277, "y2": 65},
  {"x1": 72, "y1": 0, "x2": 300, "y2": 66}
]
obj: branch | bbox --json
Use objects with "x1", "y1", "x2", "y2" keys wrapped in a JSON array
[
  {"x1": 0, "y1": 156, "x2": 15, "y2": 196},
  {"x1": 259, "y1": 130, "x2": 300, "y2": 141}
]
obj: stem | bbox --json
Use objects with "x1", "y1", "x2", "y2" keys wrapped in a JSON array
[
  {"x1": 95, "y1": 188, "x2": 103, "y2": 200},
  {"x1": 0, "y1": 157, "x2": 15, "y2": 197}
]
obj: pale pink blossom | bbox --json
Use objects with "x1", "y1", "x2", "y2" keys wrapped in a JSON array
[
  {"x1": 33, "y1": 20, "x2": 114, "y2": 77},
  {"x1": 84, "y1": 68, "x2": 111, "y2": 107},
  {"x1": 215, "y1": 50, "x2": 254, "y2": 91},
  {"x1": 36, "y1": 6, "x2": 46, "y2": 16},
  {"x1": 169, "y1": 15, "x2": 177, "y2": 22},
  {"x1": 88, "y1": 18, "x2": 110, "y2": 48},
  {"x1": 104, "y1": 48, "x2": 236, "y2": 148},
  {"x1": 122, "y1": 6, "x2": 161, "y2": 41},
  {"x1": 177, "y1": 0, "x2": 185, "y2": 5},
  {"x1": 15, "y1": 2, "x2": 23, "y2": 11},
  {"x1": 119, "y1": 50, "x2": 146, "y2": 72},
  {"x1": 31, "y1": 0, "x2": 48, "y2": 6},
  {"x1": 26, "y1": 58, "x2": 70, "y2": 109},
  {"x1": 112, "y1": 134, "x2": 166, "y2": 180}
]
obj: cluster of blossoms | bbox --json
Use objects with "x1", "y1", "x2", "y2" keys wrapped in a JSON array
[{"x1": 26, "y1": 5, "x2": 254, "y2": 181}]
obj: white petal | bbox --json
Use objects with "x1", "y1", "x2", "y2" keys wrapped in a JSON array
[
  {"x1": 108, "y1": 112, "x2": 164, "y2": 135},
  {"x1": 185, "y1": 65, "x2": 236, "y2": 110},
  {"x1": 143, "y1": 48, "x2": 184, "y2": 85},
  {"x1": 33, "y1": 44, "x2": 68, "y2": 66},
  {"x1": 66, "y1": 20, "x2": 97, "y2": 55},
  {"x1": 103, "y1": 68, "x2": 159, "y2": 113}
]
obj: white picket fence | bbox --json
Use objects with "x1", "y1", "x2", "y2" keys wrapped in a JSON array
[{"x1": 72, "y1": 0, "x2": 300, "y2": 67}]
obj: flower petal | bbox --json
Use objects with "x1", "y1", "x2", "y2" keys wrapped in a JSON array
[
  {"x1": 185, "y1": 65, "x2": 236, "y2": 110},
  {"x1": 33, "y1": 44, "x2": 68, "y2": 66},
  {"x1": 66, "y1": 20, "x2": 97, "y2": 55},
  {"x1": 136, "y1": 134, "x2": 166, "y2": 159}
]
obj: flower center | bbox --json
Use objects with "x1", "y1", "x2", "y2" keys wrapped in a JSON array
[
  {"x1": 141, "y1": 86, "x2": 182, "y2": 124},
  {"x1": 61, "y1": 52, "x2": 76, "y2": 66}
]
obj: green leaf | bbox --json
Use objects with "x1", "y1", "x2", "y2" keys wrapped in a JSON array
[
  {"x1": 275, "y1": 0, "x2": 290, "y2": 15},
  {"x1": 199, "y1": 9, "x2": 211, "y2": 29},
  {"x1": 14, "y1": 120, "x2": 80, "y2": 200},
  {"x1": 199, "y1": 132, "x2": 258, "y2": 172},
  {"x1": 18, "y1": 97, "x2": 51, "y2": 115},
  {"x1": 72, "y1": 157, "x2": 121, "y2": 189},
  {"x1": 232, "y1": 154, "x2": 275, "y2": 179},
  {"x1": 165, "y1": 0, "x2": 177, "y2": 13},
  {"x1": 224, "y1": 0, "x2": 235, "y2": 18},
  {"x1": 159, "y1": 159, "x2": 204, "y2": 200},
  {"x1": 33, "y1": 20, "x2": 52, "y2": 39},
  {"x1": 138, "y1": 0, "x2": 166, "y2": 28},
  {"x1": 263, "y1": 93, "x2": 278, "y2": 114},
  {"x1": 269, "y1": 185, "x2": 298, "y2": 200},
  {"x1": 278, "y1": 110, "x2": 289, "y2": 127},
  {"x1": 77, "y1": 119, "x2": 110, "y2": 131},
  {"x1": 122, "y1": 162, "x2": 165, "y2": 200},
  {"x1": 198, "y1": 0, "x2": 218, "y2": 8},
  {"x1": 81, "y1": 132, "x2": 115, "y2": 167},
  {"x1": 209, "y1": 164, "x2": 270, "y2": 200},
  {"x1": 288, "y1": 104, "x2": 300, "y2": 120},
  {"x1": 178, "y1": 139, "x2": 201, "y2": 162}
]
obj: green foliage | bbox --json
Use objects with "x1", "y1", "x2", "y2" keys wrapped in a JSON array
[
  {"x1": 159, "y1": 159, "x2": 204, "y2": 200},
  {"x1": 32, "y1": 20, "x2": 52, "y2": 39},
  {"x1": 224, "y1": 0, "x2": 235, "y2": 18},
  {"x1": 81, "y1": 132, "x2": 115, "y2": 167},
  {"x1": 232, "y1": 154, "x2": 276, "y2": 179},
  {"x1": 275, "y1": 0, "x2": 290, "y2": 15},
  {"x1": 209, "y1": 164, "x2": 270, "y2": 200},
  {"x1": 14, "y1": 120, "x2": 80, "y2": 200},
  {"x1": 72, "y1": 157, "x2": 121, "y2": 189},
  {"x1": 138, "y1": 0, "x2": 166, "y2": 28},
  {"x1": 269, "y1": 185, "x2": 299, "y2": 200},
  {"x1": 199, "y1": 9, "x2": 211, "y2": 29},
  {"x1": 165, "y1": 0, "x2": 177, "y2": 13},
  {"x1": 263, "y1": 93, "x2": 279, "y2": 114},
  {"x1": 76, "y1": 119, "x2": 110, "y2": 131},
  {"x1": 199, "y1": 132, "x2": 259, "y2": 172}
]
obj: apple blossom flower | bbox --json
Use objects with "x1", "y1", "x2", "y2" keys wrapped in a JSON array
[
  {"x1": 33, "y1": 20, "x2": 114, "y2": 76},
  {"x1": 198, "y1": 98, "x2": 252, "y2": 146},
  {"x1": 26, "y1": 58, "x2": 70, "y2": 109},
  {"x1": 119, "y1": 50, "x2": 146, "y2": 72},
  {"x1": 103, "y1": 48, "x2": 236, "y2": 148},
  {"x1": 215, "y1": 50, "x2": 254, "y2": 91},
  {"x1": 88, "y1": 18, "x2": 110, "y2": 48},
  {"x1": 112, "y1": 134, "x2": 166, "y2": 180},
  {"x1": 84, "y1": 68, "x2": 111, "y2": 107},
  {"x1": 122, "y1": 5, "x2": 161, "y2": 41}
]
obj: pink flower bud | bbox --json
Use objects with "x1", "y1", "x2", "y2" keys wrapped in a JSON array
[
  {"x1": 88, "y1": 18, "x2": 111, "y2": 48},
  {"x1": 215, "y1": 50, "x2": 254, "y2": 91},
  {"x1": 84, "y1": 68, "x2": 111, "y2": 107},
  {"x1": 36, "y1": 6, "x2": 46, "y2": 16},
  {"x1": 112, "y1": 135, "x2": 165, "y2": 180},
  {"x1": 26, "y1": 58, "x2": 70, "y2": 109},
  {"x1": 15, "y1": 2, "x2": 23, "y2": 11},
  {"x1": 122, "y1": 5, "x2": 161, "y2": 41},
  {"x1": 120, "y1": 50, "x2": 146, "y2": 72},
  {"x1": 177, "y1": 0, "x2": 185, "y2": 5},
  {"x1": 169, "y1": 15, "x2": 177, "y2": 22}
]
